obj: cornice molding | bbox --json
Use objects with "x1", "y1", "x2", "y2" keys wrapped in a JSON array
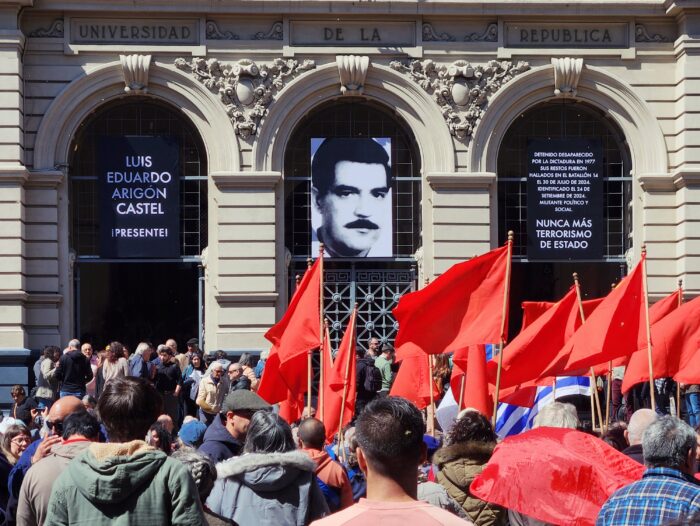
[
  {"x1": 215, "y1": 293, "x2": 279, "y2": 304},
  {"x1": 211, "y1": 171, "x2": 282, "y2": 189},
  {"x1": 639, "y1": 170, "x2": 700, "y2": 191},
  {"x1": 26, "y1": 169, "x2": 64, "y2": 188},
  {"x1": 426, "y1": 171, "x2": 496, "y2": 189}
]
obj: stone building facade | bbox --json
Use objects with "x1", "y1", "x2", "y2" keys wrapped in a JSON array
[{"x1": 0, "y1": 0, "x2": 698, "y2": 395}]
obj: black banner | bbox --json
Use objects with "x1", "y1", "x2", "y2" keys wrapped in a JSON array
[
  {"x1": 98, "y1": 136, "x2": 180, "y2": 258},
  {"x1": 527, "y1": 138, "x2": 604, "y2": 260}
]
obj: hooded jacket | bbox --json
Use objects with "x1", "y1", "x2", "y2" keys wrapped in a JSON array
[
  {"x1": 301, "y1": 447, "x2": 354, "y2": 509},
  {"x1": 197, "y1": 415, "x2": 241, "y2": 463},
  {"x1": 43, "y1": 440, "x2": 203, "y2": 526},
  {"x1": 434, "y1": 441, "x2": 507, "y2": 526},
  {"x1": 16, "y1": 440, "x2": 92, "y2": 526},
  {"x1": 206, "y1": 449, "x2": 329, "y2": 526}
]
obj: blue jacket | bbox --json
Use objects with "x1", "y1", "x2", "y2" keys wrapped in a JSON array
[
  {"x1": 197, "y1": 415, "x2": 241, "y2": 464},
  {"x1": 128, "y1": 353, "x2": 150, "y2": 379}
]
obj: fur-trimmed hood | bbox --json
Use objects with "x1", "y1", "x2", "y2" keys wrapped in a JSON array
[
  {"x1": 216, "y1": 450, "x2": 316, "y2": 492},
  {"x1": 433, "y1": 441, "x2": 496, "y2": 468}
]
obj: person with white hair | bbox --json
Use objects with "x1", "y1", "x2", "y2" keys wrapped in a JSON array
[
  {"x1": 128, "y1": 342, "x2": 153, "y2": 379},
  {"x1": 620, "y1": 408, "x2": 658, "y2": 464},
  {"x1": 532, "y1": 402, "x2": 579, "y2": 430},
  {"x1": 196, "y1": 361, "x2": 226, "y2": 425},
  {"x1": 597, "y1": 416, "x2": 700, "y2": 525}
]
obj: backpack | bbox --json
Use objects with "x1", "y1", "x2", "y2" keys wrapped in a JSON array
[
  {"x1": 344, "y1": 464, "x2": 367, "y2": 501},
  {"x1": 363, "y1": 362, "x2": 383, "y2": 393}
]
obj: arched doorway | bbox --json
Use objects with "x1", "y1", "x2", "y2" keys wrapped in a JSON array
[
  {"x1": 497, "y1": 100, "x2": 632, "y2": 336},
  {"x1": 69, "y1": 98, "x2": 208, "y2": 350},
  {"x1": 284, "y1": 99, "x2": 422, "y2": 352}
]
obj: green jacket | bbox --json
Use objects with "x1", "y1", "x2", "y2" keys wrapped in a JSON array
[
  {"x1": 434, "y1": 441, "x2": 507, "y2": 526},
  {"x1": 44, "y1": 440, "x2": 203, "y2": 526},
  {"x1": 374, "y1": 355, "x2": 393, "y2": 391}
]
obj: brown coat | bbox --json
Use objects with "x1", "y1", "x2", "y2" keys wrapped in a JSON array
[{"x1": 434, "y1": 441, "x2": 507, "y2": 526}]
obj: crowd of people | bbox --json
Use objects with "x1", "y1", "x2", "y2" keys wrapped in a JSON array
[{"x1": 0, "y1": 336, "x2": 699, "y2": 525}]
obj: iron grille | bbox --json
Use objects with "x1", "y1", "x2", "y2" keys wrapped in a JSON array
[
  {"x1": 292, "y1": 263, "x2": 416, "y2": 355},
  {"x1": 497, "y1": 101, "x2": 632, "y2": 260},
  {"x1": 69, "y1": 98, "x2": 208, "y2": 258}
]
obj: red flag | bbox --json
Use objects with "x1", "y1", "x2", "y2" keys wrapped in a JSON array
[
  {"x1": 264, "y1": 258, "x2": 321, "y2": 366},
  {"x1": 258, "y1": 348, "x2": 308, "y2": 413},
  {"x1": 464, "y1": 345, "x2": 493, "y2": 417},
  {"x1": 470, "y1": 427, "x2": 645, "y2": 526},
  {"x1": 623, "y1": 293, "x2": 699, "y2": 392},
  {"x1": 490, "y1": 287, "x2": 580, "y2": 391},
  {"x1": 521, "y1": 297, "x2": 604, "y2": 333},
  {"x1": 450, "y1": 345, "x2": 494, "y2": 416},
  {"x1": 393, "y1": 245, "x2": 509, "y2": 360},
  {"x1": 538, "y1": 257, "x2": 647, "y2": 379},
  {"x1": 390, "y1": 353, "x2": 440, "y2": 410},
  {"x1": 278, "y1": 390, "x2": 305, "y2": 424},
  {"x1": 322, "y1": 310, "x2": 357, "y2": 442}
]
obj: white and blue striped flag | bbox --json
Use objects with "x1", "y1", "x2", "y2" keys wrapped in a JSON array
[
  {"x1": 495, "y1": 376, "x2": 591, "y2": 438},
  {"x1": 435, "y1": 376, "x2": 591, "y2": 439}
]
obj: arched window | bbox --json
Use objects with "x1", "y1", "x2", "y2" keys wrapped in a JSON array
[
  {"x1": 68, "y1": 98, "x2": 207, "y2": 348},
  {"x1": 284, "y1": 100, "x2": 421, "y2": 350},
  {"x1": 497, "y1": 101, "x2": 632, "y2": 332},
  {"x1": 69, "y1": 98, "x2": 207, "y2": 257}
]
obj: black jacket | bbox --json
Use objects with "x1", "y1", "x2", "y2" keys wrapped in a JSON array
[
  {"x1": 198, "y1": 414, "x2": 242, "y2": 464},
  {"x1": 622, "y1": 443, "x2": 644, "y2": 465},
  {"x1": 356, "y1": 355, "x2": 378, "y2": 401},
  {"x1": 56, "y1": 350, "x2": 93, "y2": 393}
]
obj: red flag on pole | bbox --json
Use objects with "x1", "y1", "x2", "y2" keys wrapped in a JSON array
[
  {"x1": 393, "y1": 244, "x2": 510, "y2": 360},
  {"x1": 537, "y1": 256, "x2": 647, "y2": 379},
  {"x1": 490, "y1": 287, "x2": 581, "y2": 391},
  {"x1": 390, "y1": 352, "x2": 440, "y2": 410},
  {"x1": 623, "y1": 293, "x2": 700, "y2": 392},
  {"x1": 521, "y1": 297, "x2": 603, "y2": 332},
  {"x1": 593, "y1": 288, "x2": 681, "y2": 377},
  {"x1": 450, "y1": 344, "x2": 493, "y2": 418},
  {"x1": 322, "y1": 309, "x2": 357, "y2": 442},
  {"x1": 264, "y1": 258, "x2": 321, "y2": 367},
  {"x1": 470, "y1": 427, "x2": 645, "y2": 526},
  {"x1": 259, "y1": 260, "x2": 320, "y2": 409}
]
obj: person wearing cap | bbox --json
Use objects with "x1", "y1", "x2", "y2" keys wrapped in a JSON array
[
  {"x1": 198, "y1": 390, "x2": 271, "y2": 463},
  {"x1": 178, "y1": 418, "x2": 208, "y2": 448}
]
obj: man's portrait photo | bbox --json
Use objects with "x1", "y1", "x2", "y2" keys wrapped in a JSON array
[{"x1": 311, "y1": 137, "x2": 393, "y2": 258}]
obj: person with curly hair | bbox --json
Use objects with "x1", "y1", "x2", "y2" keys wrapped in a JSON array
[{"x1": 433, "y1": 409, "x2": 507, "y2": 526}]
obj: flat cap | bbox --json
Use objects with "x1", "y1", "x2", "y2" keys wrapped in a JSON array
[{"x1": 221, "y1": 389, "x2": 271, "y2": 414}]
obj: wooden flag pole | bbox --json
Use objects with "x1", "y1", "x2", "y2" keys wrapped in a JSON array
[
  {"x1": 574, "y1": 272, "x2": 604, "y2": 432},
  {"x1": 492, "y1": 231, "x2": 514, "y2": 427},
  {"x1": 458, "y1": 374, "x2": 466, "y2": 410},
  {"x1": 422, "y1": 277, "x2": 436, "y2": 436},
  {"x1": 337, "y1": 304, "x2": 357, "y2": 447},
  {"x1": 676, "y1": 278, "x2": 683, "y2": 417},
  {"x1": 605, "y1": 370, "x2": 612, "y2": 428},
  {"x1": 641, "y1": 245, "x2": 656, "y2": 413},
  {"x1": 320, "y1": 318, "x2": 331, "y2": 421},
  {"x1": 306, "y1": 257, "x2": 314, "y2": 415}
]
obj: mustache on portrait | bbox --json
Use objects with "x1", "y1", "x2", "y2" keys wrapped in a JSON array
[{"x1": 344, "y1": 219, "x2": 379, "y2": 230}]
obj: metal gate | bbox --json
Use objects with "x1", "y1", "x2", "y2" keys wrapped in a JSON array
[{"x1": 292, "y1": 263, "x2": 417, "y2": 355}]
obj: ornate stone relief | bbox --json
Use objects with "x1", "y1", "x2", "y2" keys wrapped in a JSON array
[
  {"x1": 635, "y1": 24, "x2": 670, "y2": 43},
  {"x1": 174, "y1": 57, "x2": 316, "y2": 138},
  {"x1": 254, "y1": 22, "x2": 283, "y2": 41},
  {"x1": 463, "y1": 23, "x2": 498, "y2": 42},
  {"x1": 551, "y1": 57, "x2": 583, "y2": 97},
  {"x1": 28, "y1": 19, "x2": 64, "y2": 38},
  {"x1": 206, "y1": 21, "x2": 239, "y2": 40},
  {"x1": 336, "y1": 55, "x2": 370, "y2": 95},
  {"x1": 120, "y1": 54, "x2": 151, "y2": 93},
  {"x1": 389, "y1": 58, "x2": 529, "y2": 140},
  {"x1": 422, "y1": 23, "x2": 456, "y2": 42}
]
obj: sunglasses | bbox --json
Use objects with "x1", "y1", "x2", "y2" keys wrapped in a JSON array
[{"x1": 46, "y1": 419, "x2": 63, "y2": 434}]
